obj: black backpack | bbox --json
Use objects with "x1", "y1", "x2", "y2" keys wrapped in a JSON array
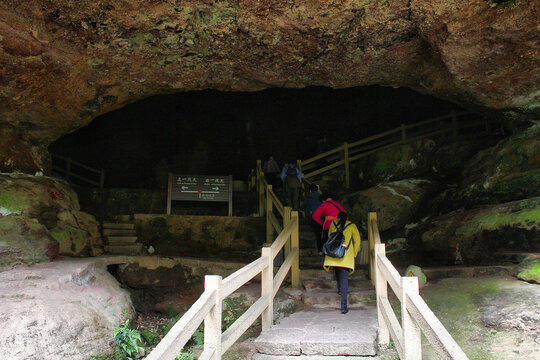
[{"x1": 322, "y1": 221, "x2": 353, "y2": 258}]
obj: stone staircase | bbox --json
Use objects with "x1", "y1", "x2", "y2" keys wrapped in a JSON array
[
  {"x1": 102, "y1": 215, "x2": 143, "y2": 255},
  {"x1": 251, "y1": 221, "x2": 379, "y2": 359}
]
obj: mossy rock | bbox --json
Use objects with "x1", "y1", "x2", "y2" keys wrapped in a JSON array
[
  {"x1": 517, "y1": 257, "x2": 540, "y2": 284},
  {"x1": 0, "y1": 215, "x2": 59, "y2": 267},
  {"x1": 459, "y1": 125, "x2": 540, "y2": 205},
  {"x1": 141, "y1": 329, "x2": 159, "y2": 345},
  {"x1": 415, "y1": 196, "x2": 540, "y2": 265}
]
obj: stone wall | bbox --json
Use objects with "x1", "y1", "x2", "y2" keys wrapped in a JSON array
[
  {"x1": 134, "y1": 214, "x2": 265, "y2": 261},
  {"x1": 77, "y1": 187, "x2": 258, "y2": 221}
]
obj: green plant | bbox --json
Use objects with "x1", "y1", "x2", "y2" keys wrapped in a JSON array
[
  {"x1": 192, "y1": 328, "x2": 204, "y2": 346},
  {"x1": 113, "y1": 319, "x2": 142, "y2": 360},
  {"x1": 222, "y1": 295, "x2": 248, "y2": 331},
  {"x1": 175, "y1": 351, "x2": 195, "y2": 360}
]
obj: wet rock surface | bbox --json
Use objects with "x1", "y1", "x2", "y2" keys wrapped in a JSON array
[
  {"x1": 420, "y1": 277, "x2": 540, "y2": 360},
  {"x1": 1, "y1": 0, "x2": 539, "y2": 172}
]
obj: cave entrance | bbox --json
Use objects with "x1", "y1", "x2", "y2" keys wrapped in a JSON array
[{"x1": 48, "y1": 85, "x2": 471, "y2": 190}]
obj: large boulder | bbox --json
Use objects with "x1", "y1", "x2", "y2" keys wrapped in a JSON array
[
  {"x1": 51, "y1": 210, "x2": 102, "y2": 256},
  {"x1": 414, "y1": 196, "x2": 540, "y2": 265},
  {"x1": 0, "y1": 216, "x2": 59, "y2": 268},
  {"x1": 339, "y1": 179, "x2": 441, "y2": 232},
  {"x1": 0, "y1": 173, "x2": 102, "y2": 265},
  {"x1": 459, "y1": 125, "x2": 540, "y2": 205},
  {"x1": 0, "y1": 258, "x2": 134, "y2": 360},
  {"x1": 0, "y1": 173, "x2": 79, "y2": 217}
]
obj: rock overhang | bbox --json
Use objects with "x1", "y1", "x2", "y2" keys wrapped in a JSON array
[{"x1": 0, "y1": 0, "x2": 538, "y2": 172}]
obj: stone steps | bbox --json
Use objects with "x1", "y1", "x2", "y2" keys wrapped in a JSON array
[
  {"x1": 105, "y1": 236, "x2": 138, "y2": 245},
  {"x1": 104, "y1": 243, "x2": 143, "y2": 255},
  {"x1": 253, "y1": 355, "x2": 378, "y2": 360},
  {"x1": 102, "y1": 229, "x2": 137, "y2": 236},
  {"x1": 253, "y1": 310, "x2": 378, "y2": 357},
  {"x1": 102, "y1": 222, "x2": 135, "y2": 230},
  {"x1": 301, "y1": 290, "x2": 376, "y2": 310},
  {"x1": 300, "y1": 269, "x2": 368, "y2": 281},
  {"x1": 303, "y1": 278, "x2": 373, "y2": 292},
  {"x1": 102, "y1": 218, "x2": 142, "y2": 255}
]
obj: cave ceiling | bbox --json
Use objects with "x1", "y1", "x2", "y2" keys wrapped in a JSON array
[{"x1": 0, "y1": 0, "x2": 539, "y2": 173}]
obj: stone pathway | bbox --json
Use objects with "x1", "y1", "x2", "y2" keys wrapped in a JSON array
[{"x1": 252, "y1": 310, "x2": 379, "y2": 359}]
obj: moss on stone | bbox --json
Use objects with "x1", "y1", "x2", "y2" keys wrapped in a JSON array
[
  {"x1": 517, "y1": 258, "x2": 540, "y2": 283},
  {"x1": 129, "y1": 33, "x2": 147, "y2": 45},
  {"x1": 0, "y1": 192, "x2": 31, "y2": 214},
  {"x1": 456, "y1": 202, "x2": 540, "y2": 236}
]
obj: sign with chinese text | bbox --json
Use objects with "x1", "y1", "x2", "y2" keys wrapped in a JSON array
[{"x1": 167, "y1": 174, "x2": 233, "y2": 216}]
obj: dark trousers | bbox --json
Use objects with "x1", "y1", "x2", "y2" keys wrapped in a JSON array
[
  {"x1": 285, "y1": 187, "x2": 300, "y2": 211},
  {"x1": 335, "y1": 267, "x2": 349, "y2": 311}
]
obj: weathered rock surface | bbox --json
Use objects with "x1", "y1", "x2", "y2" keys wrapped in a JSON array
[
  {"x1": 516, "y1": 256, "x2": 540, "y2": 284},
  {"x1": 0, "y1": 258, "x2": 134, "y2": 360},
  {"x1": 0, "y1": 216, "x2": 59, "y2": 267},
  {"x1": 0, "y1": 173, "x2": 102, "y2": 266},
  {"x1": 340, "y1": 178, "x2": 441, "y2": 232},
  {"x1": 459, "y1": 124, "x2": 540, "y2": 205},
  {"x1": 0, "y1": 0, "x2": 539, "y2": 172},
  {"x1": 135, "y1": 214, "x2": 265, "y2": 259},
  {"x1": 421, "y1": 277, "x2": 540, "y2": 360},
  {"x1": 414, "y1": 196, "x2": 540, "y2": 265}
]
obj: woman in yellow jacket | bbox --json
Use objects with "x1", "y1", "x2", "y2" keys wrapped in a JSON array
[{"x1": 323, "y1": 211, "x2": 361, "y2": 314}]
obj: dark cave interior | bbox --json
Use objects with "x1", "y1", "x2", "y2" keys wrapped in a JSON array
[{"x1": 49, "y1": 85, "x2": 468, "y2": 188}]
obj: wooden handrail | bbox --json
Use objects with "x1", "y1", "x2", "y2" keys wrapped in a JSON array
[
  {"x1": 147, "y1": 204, "x2": 300, "y2": 360},
  {"x1": 50, "y1": 152, "x2": 105, "y2": 188},
  {"x1": 287, "y1": 110, "x2": 489, "y2": 188},
  {"x1": 145, "y1": 289, "x2": 216, "y2": 360},
  {"x1": 369, "y1": 212, "x2": 469, "y2": 360}
]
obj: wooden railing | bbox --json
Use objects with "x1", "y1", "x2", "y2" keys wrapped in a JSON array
[
  {"x1": 51, "y1": 153, "x2": 105, "y2": 188},
  {"x1": 299, "y1": 110, "x2": 490, "y2": 188},
  {"x1": 368, "y1": 212, "x2": 469, "y2": 360},
  {"x1": 146, "y1": 209, "x2": 300, "y2": 360}
]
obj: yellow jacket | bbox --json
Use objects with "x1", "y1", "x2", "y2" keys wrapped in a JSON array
[{"x1": 323, "y1": 220, "x2": 361, "y2": 274}]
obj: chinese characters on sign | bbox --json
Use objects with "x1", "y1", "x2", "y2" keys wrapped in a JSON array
[{"x1": 167, "y1": 174, "x2": 233, "y2": 216}]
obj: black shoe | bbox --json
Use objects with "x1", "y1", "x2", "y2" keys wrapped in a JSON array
[{"x1": 341, "y1": 309, "x2": 348, "y2": 314}]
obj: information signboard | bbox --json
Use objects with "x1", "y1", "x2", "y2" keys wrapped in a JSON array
[{"x1": 166, "y1": 173, "x2": 233, "y2": 216}]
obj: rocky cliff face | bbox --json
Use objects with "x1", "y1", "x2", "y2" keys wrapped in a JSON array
[{"x1": 1, "y1": 0, "x2": 539, "y2": 172}]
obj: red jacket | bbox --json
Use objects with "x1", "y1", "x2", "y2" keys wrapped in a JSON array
[{"x1": 312, "y1": 199, "x2": 346, "y2": 230}]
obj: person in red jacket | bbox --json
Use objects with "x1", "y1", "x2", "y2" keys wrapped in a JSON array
[{"x1": 312, "y1": 193, "x2": 347, "y2": 255}]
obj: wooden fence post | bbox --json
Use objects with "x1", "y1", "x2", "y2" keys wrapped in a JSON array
[
  {"x1": 375, "y1": 243, "x2": 389, "y2": 345},
  {"x1": 204, "y1": 275, "x2": 222, "y2": 360},
  {"x1": 401, "y1": 124, "x2": 406, "y2": 144},
  {"x1": 290, "y1": 211, "x2": 300, "y2": 288},
  {"x1": 261, "y1": 247, "x2": 274, "y2": 331},
  {"x1": 266, "y1": 185, "x2": 273, "y2": 244},
  {"x1": 368, "y1": 212, "x2": 378, "y2": 285},
  {"x1": 257, "y1": 160, "x2": 265, "y2": 217},
  {"x1": 283, "y1": 207, "x2": 292, "y2": 259},
  {"x1": 343, "y1": 142, "x2": 350, "y2": 189},
  {"x1": 166, "y1": 173, "x2": 172, "y2": 215},
  {"x1": 401, "y1": 276, "x2": 421, "y2": 360}
]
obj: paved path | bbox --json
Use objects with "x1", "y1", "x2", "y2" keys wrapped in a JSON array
[{"x1": 253, "y1": 309, "x2": 378, "y2": 358}]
